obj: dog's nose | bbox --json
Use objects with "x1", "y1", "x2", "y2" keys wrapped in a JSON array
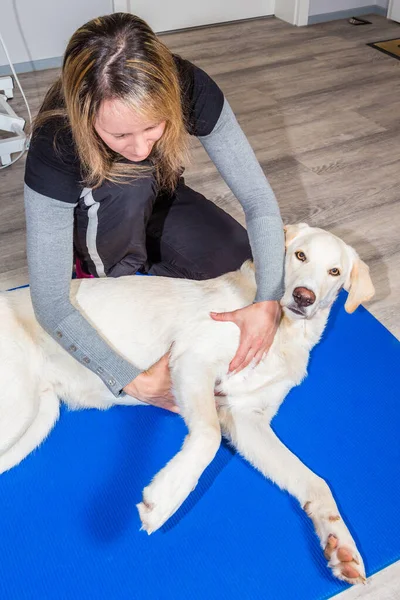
[{"x1": 293, "y1": 287, "x2": 316, "y2": 307}]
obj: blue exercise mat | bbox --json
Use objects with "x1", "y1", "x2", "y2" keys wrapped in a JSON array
[{"x1": 0, "y1": 291, "x2": 399, "y2": 600}]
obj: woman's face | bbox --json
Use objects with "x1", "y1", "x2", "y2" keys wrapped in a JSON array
[{"x1": 94, "y1": 98, "x2": 166, "y2": 162}]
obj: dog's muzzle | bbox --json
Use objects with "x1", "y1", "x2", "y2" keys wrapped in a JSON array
[
  {"x1": 293, "y1": 287, "x2": 316, "y2": 308},
  {"x1": 285, "y1": 287, "x2": 316, "y2": 317}
]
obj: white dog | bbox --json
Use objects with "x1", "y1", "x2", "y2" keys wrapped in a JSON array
[{"x1": 0, "y1": 223, "x2": 374, "y2": 585}]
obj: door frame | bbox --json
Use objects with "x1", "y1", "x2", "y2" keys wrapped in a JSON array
[
  {"x1": 388, "y1": 0, "x2": 399, "y2": 21},
  {"x1": 274, "y1": 0, "x2": 310, "y2": 26}
]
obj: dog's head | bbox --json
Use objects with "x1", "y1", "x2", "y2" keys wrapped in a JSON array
[{"x1": 281, "y1": 223, "x2": 375, "y2": 320}]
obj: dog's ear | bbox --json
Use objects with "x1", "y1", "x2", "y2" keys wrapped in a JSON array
[
  {"x1": 284, "y1": 223, "x2": 310, "y2": 247},
  {"x1": 344, "y1": 253, "x2": 375, "y2": 314}
]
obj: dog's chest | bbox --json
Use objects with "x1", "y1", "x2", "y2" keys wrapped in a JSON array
[
  {"x1": 220, "y1": 339, "x2": 310, "y2": 399},
  {"x1": 275, "y1": 339, "x2": 311, "y2": 385}
]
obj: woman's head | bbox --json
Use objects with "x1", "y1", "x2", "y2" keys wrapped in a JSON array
[
  {"x1": 37, "y1": 13, "x2": 187, "y2": 190},
  {"x1": 94, "y1": 97, "x2": 166, "y2": 163}
]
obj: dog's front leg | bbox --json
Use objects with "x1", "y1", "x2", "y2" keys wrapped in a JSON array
[
  {"x1": 221, "y1": 407, "x2": 366, "y2": 586},
  {"x1": 137, "y1": 354, "x2": 221, "y2": 534}
]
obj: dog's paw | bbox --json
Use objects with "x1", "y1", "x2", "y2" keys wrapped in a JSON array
[
  {"x1": 323, "y1": 532, "x2": 366, "y2": 585},
  {"x1": 137, "y1": 468, "x2": 196, "y2": 534},
  {"x1": 136, "y1": 486, "x2": 174, "y2": 534},
  {"x1": 136, "y1": 498, "x2": 162, "y2": 535},
  {"x1": 304, "y1": 498, "x2": 366, "y2": 585}
]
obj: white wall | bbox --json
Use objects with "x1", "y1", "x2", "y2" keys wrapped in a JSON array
[
  {"x1": 309, "y1": 0, "x2": 388, "y2": 16},
  {"x1": 0, "y1": 0, "x2": 275, "y2": 69},
  {"x1": 0, "y1": 0, "x2": 112, "y2": 68},
  {"x1": 125, "y1": 1, "x2": 275, "y2": 33}
]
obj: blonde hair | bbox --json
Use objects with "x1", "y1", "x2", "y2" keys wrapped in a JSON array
[{"x1": 34, "y1": 13, "x2": 188, "y2": 191}]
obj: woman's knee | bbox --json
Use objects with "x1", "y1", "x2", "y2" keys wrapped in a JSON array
[{"x1": 147, "y1": 182, "x2": 252, "y2": 279}]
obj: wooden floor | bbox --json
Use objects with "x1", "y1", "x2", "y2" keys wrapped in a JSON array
[{"x1": 1, "y1": 13, "x2": 399, "y2": 598}]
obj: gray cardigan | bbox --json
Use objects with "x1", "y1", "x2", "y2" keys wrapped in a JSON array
[{"x1": 24, "y1": 99, "x2": 284, "y2": 397}]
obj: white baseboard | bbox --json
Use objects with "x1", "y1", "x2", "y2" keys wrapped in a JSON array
[{"x1": 308, "y1": 5, "x2": 387, "y2": 24}]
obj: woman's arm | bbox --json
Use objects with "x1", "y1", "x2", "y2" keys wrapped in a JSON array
[
  {"x1": 24, "y1": 184, "x2": 140, "y2": 396},
  {"x1": 198, "y1": 98, "x2": 285, "y2": 302},
  {"x1": 198, "y1": 98, "x2": 284, "y2": 373}
]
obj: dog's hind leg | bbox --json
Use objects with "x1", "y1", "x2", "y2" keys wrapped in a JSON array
[
  {"x1": 137, "y1": 354, "x2": 221, "y2": 534},
  {"x1": 0, "y1": 387, "x2": 59, "y2": 475},
  {"x1": 0, "y1": 302, "x2": 60, "y2": 473},
  {"x1": 0, "y1": 314, "x2": 43, "y2": 458}
]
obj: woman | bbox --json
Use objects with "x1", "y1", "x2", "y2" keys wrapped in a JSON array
[{"x1": 24, "y1": 13, "x2": 284, "y2": 412}]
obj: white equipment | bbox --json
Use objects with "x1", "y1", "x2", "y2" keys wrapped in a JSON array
[
  {"x1": 0, "y1": 28, "x2": 32, "y2": 169},
  {"x1": 0, "y1": 75, "x2": 27, "y2": 166}
]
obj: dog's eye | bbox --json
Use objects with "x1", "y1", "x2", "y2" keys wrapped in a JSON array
[
  {"x1": 295, "y1": 251, "x2": 306, "y2": 262},
  {"x1": 329, "y1": 268, "x2": 341, "y2": 277}
]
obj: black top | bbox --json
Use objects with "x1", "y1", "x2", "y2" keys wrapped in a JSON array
[{"x1": 25, "y1": 55, "x2": 224, "y2": 204}]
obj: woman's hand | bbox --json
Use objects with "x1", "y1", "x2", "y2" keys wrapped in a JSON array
[
  {"x1": 210, "y1": 300, "x2": 281, "y2": 373},
  {"x1": 123, "y1": 353, "x2": 179, "y2": 413}
]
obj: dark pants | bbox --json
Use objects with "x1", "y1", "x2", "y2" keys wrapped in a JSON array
[{"x1": 74, "y1": 177, "x2": 252, "y2": 280}]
